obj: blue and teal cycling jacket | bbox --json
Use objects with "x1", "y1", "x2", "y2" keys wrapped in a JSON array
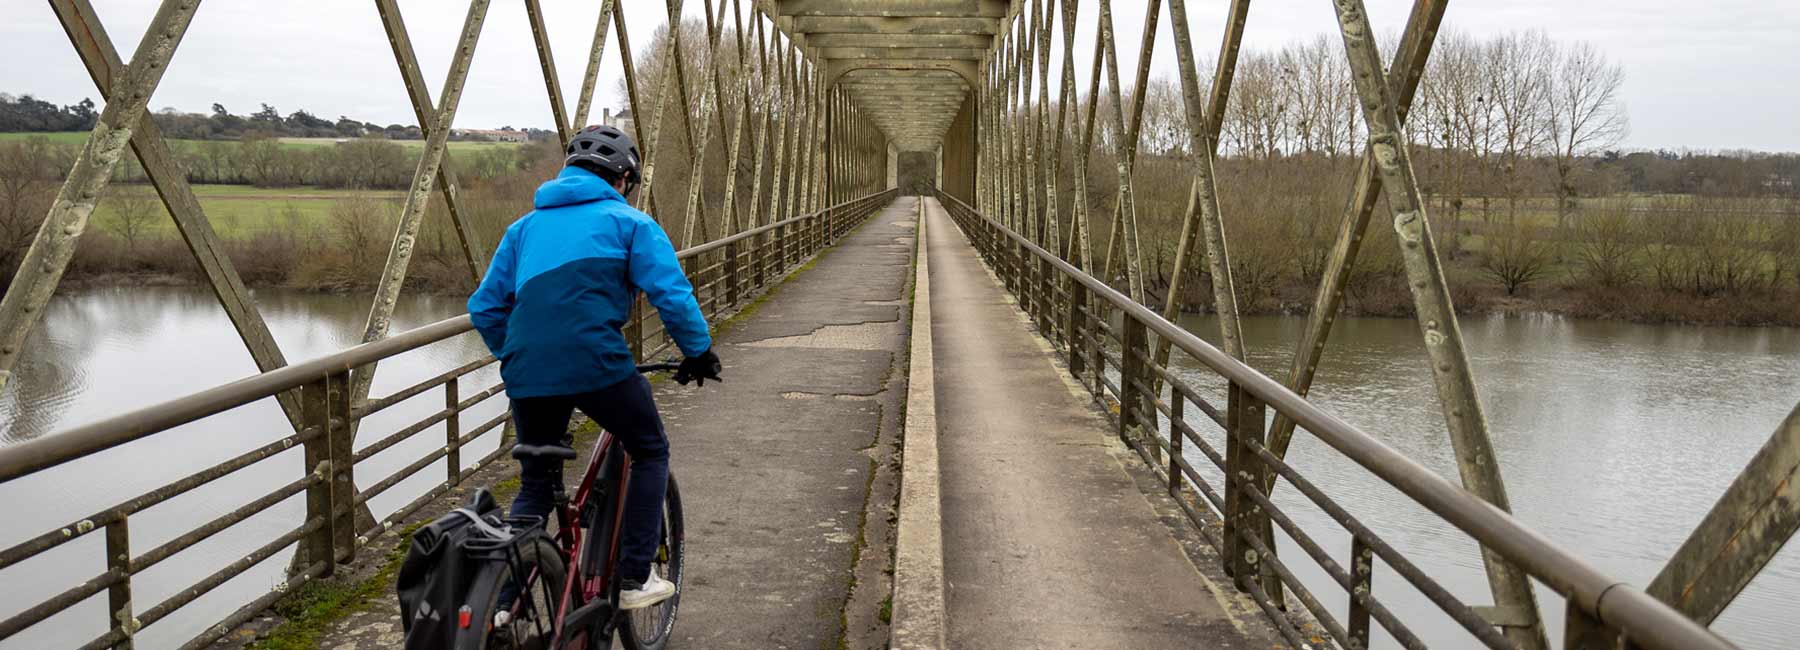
[{"x1": 468, "y1": 166, "x2": 711, "y2": 398}]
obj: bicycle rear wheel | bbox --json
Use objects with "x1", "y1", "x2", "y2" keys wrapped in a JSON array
[
  {"x1": 468, "y1": 535, "x2": 578, "y2": 650},
  {"x1": 620, "y1": 476, "x2": 685, "y2": 650}
]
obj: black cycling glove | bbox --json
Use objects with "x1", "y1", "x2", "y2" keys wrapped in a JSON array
[{"x1": 675, "y1": 349, "x2": 723, "y2": 386}]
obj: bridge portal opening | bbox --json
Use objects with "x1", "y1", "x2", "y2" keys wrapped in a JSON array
[{"x1": 897, "y1": 151, "x2": 938, "y2": 196}]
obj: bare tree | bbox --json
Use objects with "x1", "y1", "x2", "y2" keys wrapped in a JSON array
[
  {"x1": 1284, "y1": 36, "x2": 1358, "y2": 157},
  {"x1": 334, "y1": 137, "x2": 410, "y2": 189},
  {"x1": 1485, "y1": 31, "x2": 1555, "y2": 221},
  {"x1": 1693, "y1": 200, "x2": 1767, "y2": 296},
  {"x1": 331, "y1": 197, "x2": 396, "y2": 272},
  {"x1": 1773, "y1": 207, "x2": 1800, "y2": 291},
  {"x1": 1223, "y1": 52, "x2": 1289, "y2": 160},
  {"x1": 1418, "y1": 30, "x2": 1494, "y2": 247},
  {"x1": 108, "y1": 190, "x2": 162, "y2": 253},
  {"x1": 1136, "y1": 77, "x2": 1187, "y2": 157},
  {"x1": 238, "y1": 131, "x2": 285, "y2": 187},
  {"x1": 1479, "y1": 218, "x2": 1557, "y2": 295},
  {"x1": 1571, "y1": 199, "x2": 1643, "y2": 287},
  {"x1": 1544, "y1": 41, "x2": 1628, "y2": 228},
  {"x1": 1643, "y1": 198, "x2": 1705, "y2": 292},
  {"x1": 0, "y1": 138, "x2": 58, "y2": 285}
]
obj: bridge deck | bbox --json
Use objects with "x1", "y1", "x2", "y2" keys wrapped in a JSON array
[
  {"x1": 921, "y1": 198, "x2": 1279, "y2": 648},
  {"x1": 295, "y1": 199, "x2": 919, "y2": 649},
  {"x1": 284, "y1": 197, "x2": 1277, "y2": 649}
]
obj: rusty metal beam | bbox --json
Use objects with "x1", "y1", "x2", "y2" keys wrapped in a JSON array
[
  {"x1": 1095, "y1": 0, "x2": 1157, "y2": 304},
  {"x1": 1326, "y1": 1, "x2": 1548, "y2": 647},
  {"x1": 346, "y1": 0, "x2": 491, "y2": 416},
  {"x1": 0, "y1": 0, "x2": 203, "y2": 393},
  {"x1": 46, "y1": 0, "x2": 301, "y2": 426},
  {"x1": 808, "y1": 33, "x2": 992, "y2": 49},
  {"x1": 373, "y1": 0, "x2": 490, "y2": 282},
  {"x1": 818, "y1": 47, "x2": 987, "y2": 60},
  {"x1": 794, "y1": 15, "x2": 999, "y2": 34},
  {"x1": 679, "y1": 0, "x2": 734, "y2": 248},
  {"x1": 1649, "y1": 402, "x2": 1800, "y2": 625},
  {"x1": 1155, "y1": 0, "x2": 1249, "y2": 364},
  {"x1": 1266, "y1": 0, "x2": 1445, "y2": 473},
  {"x1": 571, "y1": 0, "x2": 619, "y2": 130},
  {"x1": 1049, "y1": 0, "x2": 1080, "y2": 267},
  {"x1": 825, "y1": 59, "x2": 982, "y2": 87},
  {"x1": 719, "y1": 0, "x2": 755, "y2": 235},
  {"x1": 779, "y1": 0, "x2": 1008, "y2": 18},
  {"x1": 747, "y1": 12, "x2": 777, "y2": 230},
  {"x1": 616, "y1": 1, "x2": 649, "y2": 157},
  {"x1": 767, "y1": 39, "x2": 797, "y2": 222},
  {"x1": 523, "y1": 0, "x2": 571, "y2": 144}
]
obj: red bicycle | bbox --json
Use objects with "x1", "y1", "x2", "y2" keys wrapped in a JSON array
[{"x1": 463, "y1": 362, "x2": 686, "y2": 650}]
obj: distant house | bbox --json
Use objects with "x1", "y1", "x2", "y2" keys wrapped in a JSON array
[
  {"x1": 602, "y1": 108, "x2": 635, "y2": 138},
  {"x1": 449, "y1": 128, "x2": 529, "y2": 143}
]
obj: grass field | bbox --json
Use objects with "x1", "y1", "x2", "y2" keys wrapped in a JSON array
[
  {"x1": 0, "y1": 131, "x2": 526, "y2": 153},
  {"x1": 92, "y1": 183, "x2": 406, "y2": 238}
]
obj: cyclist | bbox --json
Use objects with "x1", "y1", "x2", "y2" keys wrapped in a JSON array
[{"x1": 468, "y1": 124, "x2": 721, "y2": 611}]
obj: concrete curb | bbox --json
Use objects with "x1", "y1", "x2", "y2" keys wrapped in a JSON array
[{"x1": 890, "y1": 198, "x2": 948, "y2": 649}]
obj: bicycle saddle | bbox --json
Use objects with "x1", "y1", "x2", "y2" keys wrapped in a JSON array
[{"x1": 511, "y1": 443, "x2": 578, "y2": 460}]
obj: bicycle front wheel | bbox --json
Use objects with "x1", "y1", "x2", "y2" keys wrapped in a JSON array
[{"x1": 621, "y1": 475, "x2": 685, "y2": 650}]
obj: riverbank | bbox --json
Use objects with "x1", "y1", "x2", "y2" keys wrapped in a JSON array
[
  {"x1": 1160, "y1": 278, "x2": 1800, "y2": 328},
  {"x1": 46, "y1": 264, "x2": 1800, "y2": 328}
]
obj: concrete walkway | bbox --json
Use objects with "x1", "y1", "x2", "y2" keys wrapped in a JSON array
[
  {"x1": 663, "y1": 196, "x2": 915, "y2": 648},
  {"x1": 921, "y1": 198, "x2": 1276, "y2": 649},
  {"x1": 286, "y1": 198, "x2": 920, "y2": 650}
]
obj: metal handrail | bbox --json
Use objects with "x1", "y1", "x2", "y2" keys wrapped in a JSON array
[
  {"x1": 934, "y1": 190, "x2": 1734, "y2": 650},
  {"x1": 0, "y1": 190, "x2": 896, "y2": 484},
  {"x1": 0, "y1": 189, "x2": 897, "y2": 650},
  {"x1": 0, "y1": 315, "x2": 477, "y2": 482}
]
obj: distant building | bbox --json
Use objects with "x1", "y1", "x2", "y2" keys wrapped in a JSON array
[
  {"x1": 602, "y1": 108, "x2": 635, "y2": 138},
  {"x1": 450, "y1": 128, "x2": 529, "y2": 143}
]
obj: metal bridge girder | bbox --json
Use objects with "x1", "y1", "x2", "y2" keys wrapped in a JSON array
[
  {"x1": 0, "y1": 3, "x2": 900, "y2": 648},
  {"x1": 779, "y1": 0, "x2": 1009, "y2": 18},
  {"x1": 0, "y1": 0, "x2": 203, "y2": 392}
]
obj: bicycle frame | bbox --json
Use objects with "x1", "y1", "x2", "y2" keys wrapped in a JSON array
[{"x1": 547, "y1": 430, "x2": 635, "y2": 646}]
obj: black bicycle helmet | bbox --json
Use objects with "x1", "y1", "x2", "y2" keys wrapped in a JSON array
[{"x1": 565, "y1": 124, "x2": 641, "y2": 186}]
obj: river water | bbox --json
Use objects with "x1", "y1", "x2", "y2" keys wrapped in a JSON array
[
  {"x1": 0, "y1": 287, "x2": 503, "y2": 650},
  {"x1": 1, "y1": 289, "x2": 1797, "y2": 648},
  {"x1": 1162, "y1": 313, "x2": 1800, "y2": 649}
]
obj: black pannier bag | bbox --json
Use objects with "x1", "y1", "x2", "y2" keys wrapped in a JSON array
[{"x1": 396, "y1": 489, "x2": 549, "y2": 649}]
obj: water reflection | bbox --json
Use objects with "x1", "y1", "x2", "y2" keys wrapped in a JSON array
[
  {"x1": 5, "y1": 290, "x2": 1799, "y2": 648},
  {"x1": 0, "y1": 287, "x2": 505, "y2": 649},
  {"x1": 1165, "y1": 313, "x2": 1800, "y2": 649}
]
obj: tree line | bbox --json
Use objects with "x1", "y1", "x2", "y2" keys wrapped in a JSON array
[
  {"x1": 4, "y1": 133, "x2": 536, "y2": 189},
  {"x1": 1120, "y1": 31, "x2": 1800, "y2": 206},
  {"x1": 1, "y1": 93, "x2": 556, "y2": 143},
  {"x1": 0, "y1": 133, "x2": 566, "y2": 292},
  {"x1": 1046, "y1": 29, "x2": 1800, "y2": 324}
]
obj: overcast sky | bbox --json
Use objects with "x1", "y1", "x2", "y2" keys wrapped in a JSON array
[{"x1": 3, "y1": 0, "x2": 1795, "y2": 152}]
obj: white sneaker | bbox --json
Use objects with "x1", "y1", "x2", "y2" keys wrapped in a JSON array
[{"x1": 619, "y1": 568, "x2": 675, "y2": 610}]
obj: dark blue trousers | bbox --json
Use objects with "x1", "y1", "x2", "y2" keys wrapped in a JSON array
[{"x1": 508, "y1": 373, "x2": 667, "y2": 582}]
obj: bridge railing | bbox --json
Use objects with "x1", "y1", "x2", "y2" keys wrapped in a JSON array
[
  {"x1": 0, "y1": 189, "x2": 894, "y2": 650},
  {"x1": 934, "y1": 190, "x2": 1733, "y2": 650}
]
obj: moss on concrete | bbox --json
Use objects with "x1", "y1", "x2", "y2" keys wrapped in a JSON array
[
  {"x1": 251, "y1": 419, "x2": 602, "y2": 648},
  {"x1": 250, "y1": 521, "x2": 420, "y2": 650}
]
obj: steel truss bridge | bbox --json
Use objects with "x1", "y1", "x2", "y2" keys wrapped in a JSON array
[{"x1": 0, "y1": 1, "x2": 1796, "y2": 649}]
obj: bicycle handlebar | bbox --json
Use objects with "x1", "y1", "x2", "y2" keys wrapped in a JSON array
[{"x1": 636, "y1": 361, "x2": 681, "y2": 374}]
